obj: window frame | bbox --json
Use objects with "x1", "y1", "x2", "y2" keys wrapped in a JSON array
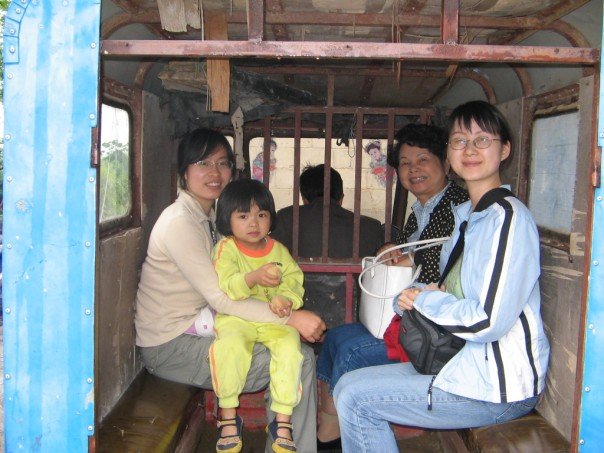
[
  {"x1": 525, "y1": 85, "x2": 580, "y2": 253},
  {"x1": 99, "y1": 80, "x2": 141, "y2": 236}
]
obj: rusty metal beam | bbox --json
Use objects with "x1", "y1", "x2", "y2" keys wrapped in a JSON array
[
  {"x1": 441, "y1": 0, "x2": 459, "y2": 45},
  {"x1": 103, "y1": 8, "x2": 553, "y2": 34},
  {"x1": 427, "y1": 67, "x2": 497, "y2": 105},
  {"x1": 247, "y1": 0, "x2": 264, "y2": 42},
  {"x1": 108, "y1": 1, "x2": 170, "y2": 39},
  {"x1": 101, "y1": 40, "x2": 598, "y2": 65},
  {"x1": 496, "y1": 0, "x2": 591, "y2": 45},
  {"x1": 266, "y1": 0, "x2": 290, "y2": 41}
]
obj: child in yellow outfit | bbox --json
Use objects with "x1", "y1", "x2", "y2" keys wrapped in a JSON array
[{"x1": 210, "y1": 179, "x2": 304, "y2": 453}]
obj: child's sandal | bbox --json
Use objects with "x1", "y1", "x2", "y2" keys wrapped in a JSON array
[
  {"x1": 266, "y1": 419, "x2": 297, "y2": 453},
  {"x1": 216, "y1": 415, "x2": 243, "y2": 453}
]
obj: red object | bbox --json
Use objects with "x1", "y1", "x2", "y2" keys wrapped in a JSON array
[{"x1": 383, "y1": 315, "x2": 409, "y2": 362}]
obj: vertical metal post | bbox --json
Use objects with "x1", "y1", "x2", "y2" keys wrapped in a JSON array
[
  {"x1": 3, "y1": 1, "x2": 99, "y2": 451},
  {"x1": 576, "y1": 9, "x2": 604, "y2": 451}
]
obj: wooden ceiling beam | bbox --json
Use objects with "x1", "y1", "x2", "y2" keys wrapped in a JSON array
[{"x1": 101, "y1": 40, "x2": 598, "y2": 65}]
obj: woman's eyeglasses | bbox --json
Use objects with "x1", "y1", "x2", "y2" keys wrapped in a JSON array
[
  {"x1": 448, "y1": 136, "x2": 501, "y2": 150},
  {"x1": 193, "y1": 159, "x2": 234, "y2": 171}
]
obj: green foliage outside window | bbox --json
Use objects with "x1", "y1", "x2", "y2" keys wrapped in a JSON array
[{"x1": 100, "y1": 139, "x2": 131, "y2": 222}]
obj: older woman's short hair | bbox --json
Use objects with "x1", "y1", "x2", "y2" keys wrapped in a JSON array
[{"x1": 387, "y1": 124, "x2": 447, "y2": 169}]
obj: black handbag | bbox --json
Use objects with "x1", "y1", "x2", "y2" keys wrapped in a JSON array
[
  {"x1": 399, "y1": 309, "x2": 465, "y2": 375},
  {"x1": 398, "y1": 188, "x2": 515, "y2": 375}
]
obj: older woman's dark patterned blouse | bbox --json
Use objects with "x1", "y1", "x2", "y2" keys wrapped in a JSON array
[{"x1": 396, "y1": 182, "x2": 469, "y2": 284}]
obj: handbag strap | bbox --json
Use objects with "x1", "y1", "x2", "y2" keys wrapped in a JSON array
[{"x1": 437, "y1": 187, "x2": 515, "y2": 286}]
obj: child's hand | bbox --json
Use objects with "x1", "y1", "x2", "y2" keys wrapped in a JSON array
[
  {"x1": 270, "y1": 295, "x2": 292, "y2": 318},
  {"x1": 247, "y1": 263, "x2": 282, "y2": 288},
  {"x1": 397, "y1": 287, "x2": 421, "y2": 311}
]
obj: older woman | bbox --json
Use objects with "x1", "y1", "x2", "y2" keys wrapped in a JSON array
[
  {"x1": 134, "y1": 128, "x2": 326, "y2": 453},
  {"x1": 316, "y1": 123, "x2": 468, "y2": 450}
]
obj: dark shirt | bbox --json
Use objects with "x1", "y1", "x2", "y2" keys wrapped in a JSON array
[
  {"x1": 272, "y1": 198, "x2": 384, "y2": 259},
  {"x1": 396, "y1": 182, "x2": 469, "y2": 284}
]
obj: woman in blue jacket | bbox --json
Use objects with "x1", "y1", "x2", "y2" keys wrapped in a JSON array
[{"x1": 333, "y1": 101, "x2": 550, "y2": 452}]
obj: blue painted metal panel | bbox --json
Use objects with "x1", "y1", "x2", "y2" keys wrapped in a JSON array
[
  {"x1": 578, "y1": 8, "x2": 604, "y2": 451},
  {"x1": 3, "y1": 1, "x2": 100, "y2": 451}
]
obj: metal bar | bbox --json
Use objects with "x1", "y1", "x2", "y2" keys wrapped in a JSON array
[
  {"x1": 247, "y1": 0, "x2": 264, "y2": 42},
  {"x1": 441, "y1": 0, "x2": 459, "y2": 45},
  {"x1": 292, "y1": 111, "x2": 302, "y2": 260},
  {"x1": 263, "y1": 117, "x2": 271, "y2": 187},
  {"x1": 298, "y1": 263, "x2": 362, "y2": 273},
  {"x1": 288, "y1": 106, "x2": 434, "y2": 115},
  {"x1": 345, "y1": 272, "x2": 354, "y2": 324},
  {"x1": 101, "y1": 40, "x2": 599, "y2": 64},
  {"x1": 384, "y1": 113, "x2": 395, "y2": 243},
  {"x1": 353, "y1": 111, "x2": 364, "y2": 261},
  {"x1": 322, "y1": 110, "x2": 333, "y2": 262},
  {"x1": 107, "y1": 9, "x2": 548, "y2": 30}
]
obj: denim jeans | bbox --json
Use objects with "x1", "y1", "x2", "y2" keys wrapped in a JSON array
[
  {"x1": 316, "y1": 322, "x2": 397, "y2": 394},
  {"x1": 334, "y1": 362, "x2": 538, "y2": 453}
]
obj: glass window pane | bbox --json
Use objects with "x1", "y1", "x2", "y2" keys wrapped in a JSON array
[
  {"x1": 100, "y1": 104, "x2": 131, "y2": 223},
  {"x1": 528, "y1": 112, "x2": 578, "y2": 233}
]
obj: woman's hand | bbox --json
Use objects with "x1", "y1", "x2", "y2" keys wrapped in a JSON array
[
  {"x1": 396, "y1": 283, "x2": 445, "y2": 311},
  {"x1": 376, "y1": 242, "x2": 413, "y2": 267},
  {"x1": 270, "y1": 295, "x2": 292, "y2": 318},
  {"x1": 397, "y1": 287, "x2": 421, "y2": 311},
  {"x1": 286, "y1": 310, "x2": 326, "y2": 343}
]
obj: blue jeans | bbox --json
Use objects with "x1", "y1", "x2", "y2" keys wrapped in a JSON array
[
  {"x1": 316, "y1": 322, "x2": 397, "y2": 394},
  {"x1": 334, "y1": 362, "x2": 539, "y2": 453}
]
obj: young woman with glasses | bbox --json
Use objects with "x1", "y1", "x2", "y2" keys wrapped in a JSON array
[
  {"x1": 333, "y1": 101, "x2": 550, "y2": 452},
  {"x1": 134, "y1": 128, "x2": 326, "y2": 453}
]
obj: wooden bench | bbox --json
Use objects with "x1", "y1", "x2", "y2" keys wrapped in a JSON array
[
  {"x1": 438, "y1": 412, "x2": 570, "y2": 453},
  {"x1": 96, "y1": 371, "x2": 205, "y2": 453}
]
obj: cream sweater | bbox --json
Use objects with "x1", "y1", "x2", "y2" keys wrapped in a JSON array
[{"x1": 135, "y1": 191, "x2": 285, "y2": 347}]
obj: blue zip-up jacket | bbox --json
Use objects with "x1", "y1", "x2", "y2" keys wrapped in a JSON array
[{"x1": 399, "y1": 189, "x2": 550, "y2": 403}]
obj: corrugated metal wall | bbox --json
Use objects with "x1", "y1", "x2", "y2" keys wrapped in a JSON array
[{"x1": 2, "y1": 1, "x2": 100, "y2": 450}]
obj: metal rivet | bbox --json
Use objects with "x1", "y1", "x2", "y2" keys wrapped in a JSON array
[
  {"x1": 89, "y1": 176, "x2": 95, "y2": 183},
  {"x1": 5, "y1": 134, "x2": 11, "y2": 141},
  {"x1": 9, "y1": 46, "x2": 15, "y2": 53},
  {"x1": 594, "y1": 261, "x2": 600, "y2": 266},
  {"x1": 90, "y1": 42, "x2": 97, "y2": 49},
  {"x1": 6, "y1": 176, "x2": 13, "y2": 182},
  {"x1": 15, "y1": 7, "x2": 22, "y2": 14},
  {"x1": 87, "y1": 426, "x2": 93, "y2": 432},
  {"x1": 85, "y1": 241, "x2": 91, "y2": 247},
  {"x1": 580, "y1": 439, "x2": 586, "y2": 445},
  {"x1": 85, "y1": 309, "x2": 92, "y2": 316},
  {"x1": 598, "y1": 196, "x2": 604, "y2": 202},
  {"x1": 9, "y1": 28, "x2": 15, "y2": 34},
  {"x1": 89, "y1": 113, "x2": 96, "y2": 120},
  {"x1": 600, "y1": 132, "x2": 604, "y2": 138},
  {"x1": 585, "y1": 386, "x2": 591, "y2": 392},
  {"x1": 5, "y1": 308, "x2": 11, "y2": 314},
  {"x1": 6, "y1": 244, "x2": 12, "y2": 249},
  {"x1": 87, "y1": 378, "x2": 93, "y2": 384},
  {"x1": 589, "y1": 324, "x2": 594, "y2": 330},
  {"x1": 7, "y1": 73, "x2": 13, "y2": 79},
  {"x1": 5, "y1": 374, "x2": 10, "y2": 380}
]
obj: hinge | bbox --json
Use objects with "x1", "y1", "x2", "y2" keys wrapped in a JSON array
[
  {"x1": 593, "y1": 143, "x2": 601, "y2": 188},
  {"x1": 91, "y1": 126, "x2": 100, "y2": 168}
]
